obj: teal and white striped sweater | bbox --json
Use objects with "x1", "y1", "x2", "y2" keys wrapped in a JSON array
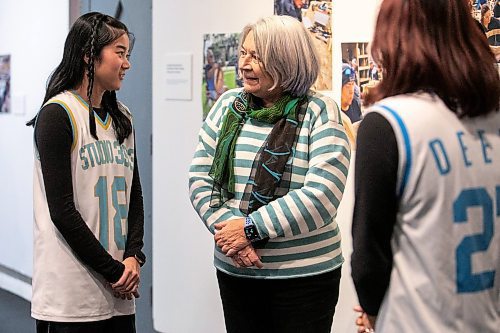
[{"x1": 189, "y1": 88, "x2": 351, "y2": 279}]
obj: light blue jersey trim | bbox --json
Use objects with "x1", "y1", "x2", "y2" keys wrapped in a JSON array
[
  {"x1": 70, "y1": 90, "x2": 111, "y2": 128},
  {"x1": 95, "y1": 112, "x2": 110, "y2": 128},
  {"x1": 379, "y1": 105, "x2": 412, "y2": 197},
  {"x1": 70, "y1": 90, "x2": 89, "y2": 108}
]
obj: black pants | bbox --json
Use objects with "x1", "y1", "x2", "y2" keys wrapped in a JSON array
[
  {"x1": 36, "y1": 314, "x2": 135, "y2": 333},
  {"x1": 217, "y1": 268, "x2": 341, "y2": 333}
]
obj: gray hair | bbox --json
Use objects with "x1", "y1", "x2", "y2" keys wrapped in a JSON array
[{"x1": 239, "y1": 15, "x2": 320, "y2": 97}]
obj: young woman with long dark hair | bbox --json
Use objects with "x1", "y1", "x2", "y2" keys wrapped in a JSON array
[{"x1": 27, "y1": 12, "x2": 145, "y2": 333}]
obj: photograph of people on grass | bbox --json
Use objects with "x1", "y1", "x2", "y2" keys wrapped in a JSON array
[{"x1": 202, "y1": 33, "x2": 241, "y2": 119}]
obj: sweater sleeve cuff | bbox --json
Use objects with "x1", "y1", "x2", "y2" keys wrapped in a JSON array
[{"x1": 124, "y1": 249, "x2": 146, "y2": 267}]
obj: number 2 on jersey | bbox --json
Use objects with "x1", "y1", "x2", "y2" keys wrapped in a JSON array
[
  {"x1": 94, "y1": 176, "x2": 128, "y2": 250},
  {"x1": 453, "y1": 186, "x2": 499, "y2": 293}
]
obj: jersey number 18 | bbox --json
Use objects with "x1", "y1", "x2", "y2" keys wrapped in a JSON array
[{"x1": 94, "y1": 176, "x2": 128, "y2": 251}]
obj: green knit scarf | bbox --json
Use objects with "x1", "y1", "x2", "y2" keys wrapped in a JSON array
[{"x1": 209, "y1": 92, "x2": 295, "y2": 206}]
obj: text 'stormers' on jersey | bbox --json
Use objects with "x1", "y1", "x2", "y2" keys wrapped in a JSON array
[{"x1": 32, "y1": 91, "x2": 135, "y2": 322}]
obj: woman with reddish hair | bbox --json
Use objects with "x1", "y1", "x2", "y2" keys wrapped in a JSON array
[{"x1": 351, "y1": 0, "x2": 499, "y2": 332}]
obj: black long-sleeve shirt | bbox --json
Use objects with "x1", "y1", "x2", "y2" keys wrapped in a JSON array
[
  {"x1": 351, "y1": 112, "x2": 399, "y2": 316},
  {"x1": 35, "y1": 103, "x2": 145, "y2": 283}
]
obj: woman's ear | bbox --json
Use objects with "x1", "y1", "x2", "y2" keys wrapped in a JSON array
[{"x1": 84, "y1": 54, "x2": 89, "y2": 64}]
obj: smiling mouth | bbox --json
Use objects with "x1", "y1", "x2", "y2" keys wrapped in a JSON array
[{"x1": 244, "y1": 76, "x2": 258, "y2": 82}]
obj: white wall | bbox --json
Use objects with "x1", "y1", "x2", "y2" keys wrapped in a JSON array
[
  {"x1": 152, "y1": 1, "x2": 380, "y2": 332},
  {"x1": 0, "y1": 0, "x2": 68, "y2": 300},
  {"x1": 152, "y1": 2, "x2": 272, "y2": 331}
]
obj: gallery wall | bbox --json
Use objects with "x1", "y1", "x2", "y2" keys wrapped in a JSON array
[
  {"x1": 0, "y1": 0, "x2": 68, "y2": 300},
  {"x1": 0, "y1": 0, "x2": 381, "y2": 330},
  {"x1": 152, "y1": 1, "x2": 380, "y2": 332}
]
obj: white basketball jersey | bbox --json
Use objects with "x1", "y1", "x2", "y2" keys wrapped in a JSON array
[
  {"x1": 371, "y1": 93, "x2": 499, "y2": 332},
  {"x1": 32, "y1": 91, "x2": 135, "y2": 322}
]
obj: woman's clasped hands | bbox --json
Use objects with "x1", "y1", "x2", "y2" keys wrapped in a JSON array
[{"x1": 214, "y1": 218, "x2": 263, "y2": 269}]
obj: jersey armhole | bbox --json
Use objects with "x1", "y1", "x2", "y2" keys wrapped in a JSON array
[
  {"x1": 50, "y1": 100, "x2": 78, "y2": 152},
  {"x1": 372, "y1": 104, "x2": 412, "y2": 198}
]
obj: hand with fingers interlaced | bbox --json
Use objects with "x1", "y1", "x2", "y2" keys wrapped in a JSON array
[{"x1": 110, "y1": 256, "x2": 141, "y2": 299}]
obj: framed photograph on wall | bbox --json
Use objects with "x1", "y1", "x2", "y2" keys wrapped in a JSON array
[
  {"x1": 275, "y1": 0, "x2": 333, "y2": 90},
  {"x1": 0, "y1": 55, "x2": 11, "y2": 114},
  {"x1": 202, "y1": 33, "x2": 241, "y2": 120},
  {"x1": 340, "y1": 42, "x2": 382, "y2": 123}
]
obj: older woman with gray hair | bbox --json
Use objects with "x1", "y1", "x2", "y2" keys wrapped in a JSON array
[{"x1": 189, "y1": 15, "x2": 350, "y2": 333}]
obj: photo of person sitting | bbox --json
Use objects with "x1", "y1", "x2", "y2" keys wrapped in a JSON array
[
  {"x1": 368, "y1": 61, "x2": 379, "y2": 81},
  {"x1": 341, "y1": 63, "x2": 362, "y2": 123}
]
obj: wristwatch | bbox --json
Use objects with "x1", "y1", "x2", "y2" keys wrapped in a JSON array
[{"x1": 244, "y1": 216, "x2": 261, "y2": 242}]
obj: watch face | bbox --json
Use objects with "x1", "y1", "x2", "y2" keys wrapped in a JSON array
[{"x1": 244, "y1": 224, "x2": 259, "y2": 241}]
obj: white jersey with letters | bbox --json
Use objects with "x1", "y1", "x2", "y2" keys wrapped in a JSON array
[
  {"x1": 32, "y1": 91, "x2": 135, "y2": 322},
  {"x1": 371, "y1": 93, "x2": 499, "y2": 332}
]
